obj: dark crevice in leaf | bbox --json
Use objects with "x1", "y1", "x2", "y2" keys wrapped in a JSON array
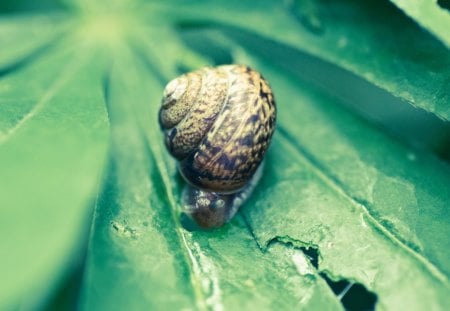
[
  {"x1": 265, "y1": 236, "x2": 318, "y2": 260},
  {"x1": 320, "y1": 273, "x2": 378, "y2": 311},
  {"x1": 276, "y1": 126, "x2": 449, "y2": 283},
  {"x1": 243, "y1": 216, "x2": 323, "y2": 267},
  {"x1": 437, "y1": 0, "x2": 450, "y2": 11},
  {"x1": 0, "y1": 32, "x2": 63, "y2": 78},
  {"x1": 301, "y1": 246, "x2": 320, "y2": 270},
  {"x1": 295, "y1": 243, "x2": 378, "y2": 311},
  {"x1": 241, "y1": 214, "x2": 264, "y2": 249},
  {"x1": 266, "y1": 235, "x2": 321, "y2": 256},
  {"x1": 269, "y1": 236, "x2": 378, "y2": 311}
]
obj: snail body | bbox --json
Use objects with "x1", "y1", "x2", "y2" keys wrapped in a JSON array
[{"x1": 159, "y1": 65, "x2": 276, "y2": 228}]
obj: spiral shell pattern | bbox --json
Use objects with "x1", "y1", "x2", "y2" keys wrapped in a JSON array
[{"x1": 159, "y1": 65, "x2": 276, "y2": 193}]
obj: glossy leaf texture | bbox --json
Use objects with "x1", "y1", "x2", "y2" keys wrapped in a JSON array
[
  {"x1": 165, "y1": 0, "x2": 450, "y2": 120},
  {"x1": 389, "y1": 0, "x2": 450, "y2": 48},
  {"x1": 0, "y1": 0, "x2": 449, "y2": 310}
]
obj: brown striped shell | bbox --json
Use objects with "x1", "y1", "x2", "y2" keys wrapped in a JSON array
[{"x1": 159, "y1": 65, "x2": 276, "y2": 195}]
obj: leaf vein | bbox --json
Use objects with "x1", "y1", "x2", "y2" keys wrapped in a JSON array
[
  {"x1": 277, "y1": 125, "x2": 450, "y2": 285},
  {"x1": 0, "y1": 49, "x2": 86, "y2": 145}
]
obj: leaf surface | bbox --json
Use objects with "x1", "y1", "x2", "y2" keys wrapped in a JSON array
[
  {"x1": 79, "y1": 42, "x2": 343, "y2": 311},
  {"x1": 166, "y1": 0, "x2": 450, "y2": 120},
  {"x1": 389, "y1": 0, "x2": 450, "y2": 47},
  {"x1": 241, "y1": 54, "x2": 450, "y2": 310},
  {"x1": 0, "y1": 1, "x2": 449, "y2": 310},
  {"x1": 0, "y1": 31, "x2": 109, "y2": 308}
]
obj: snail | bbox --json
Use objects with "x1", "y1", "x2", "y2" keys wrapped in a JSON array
[{"x1": 158, "y1": 64, "x2": 276, "y2": 228}]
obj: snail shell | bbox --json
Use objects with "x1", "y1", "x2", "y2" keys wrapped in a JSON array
[{"x1": 159, "y1": 64, "x2": 276, "y2": 228}]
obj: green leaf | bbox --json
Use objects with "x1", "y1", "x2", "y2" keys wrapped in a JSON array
[
  {"x1": 79, "y1": 43, "x2": 343, "y2": 311},
  {"x1": 0, "y1": 31, "x2": 109, "y2": 308},
  {"x1": 1, "y1": 1, "x2": 449, "y2": 310},
  {"x1": 241, "y1": 55, "x2": 450, "y2": 310},
  {"x1": 0, "y1": 15, "x2": 68, "y2": 69},
  {"x1": 389, "y1": 0, "x2": 450, "y2": 47},
  {"x1": 171, "y1": 0, "x2": 450, "y2": 120}
]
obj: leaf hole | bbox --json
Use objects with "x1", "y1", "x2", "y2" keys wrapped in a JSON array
[
  {"x1": 437, "y1": 0, "x2": 450, "y2": 11},
  {"x1": 320, "y1": 272, "x2": 378, "y2": 311},
  {"x1": 299, "y1": 246, "x2": 319, "y2": 269},
  {"x1": 296, "y1": 244, "x2": 377, "y2": 311},
  {"x1": 257, "y1": 236, "x2": 378, "y2": 310}
]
